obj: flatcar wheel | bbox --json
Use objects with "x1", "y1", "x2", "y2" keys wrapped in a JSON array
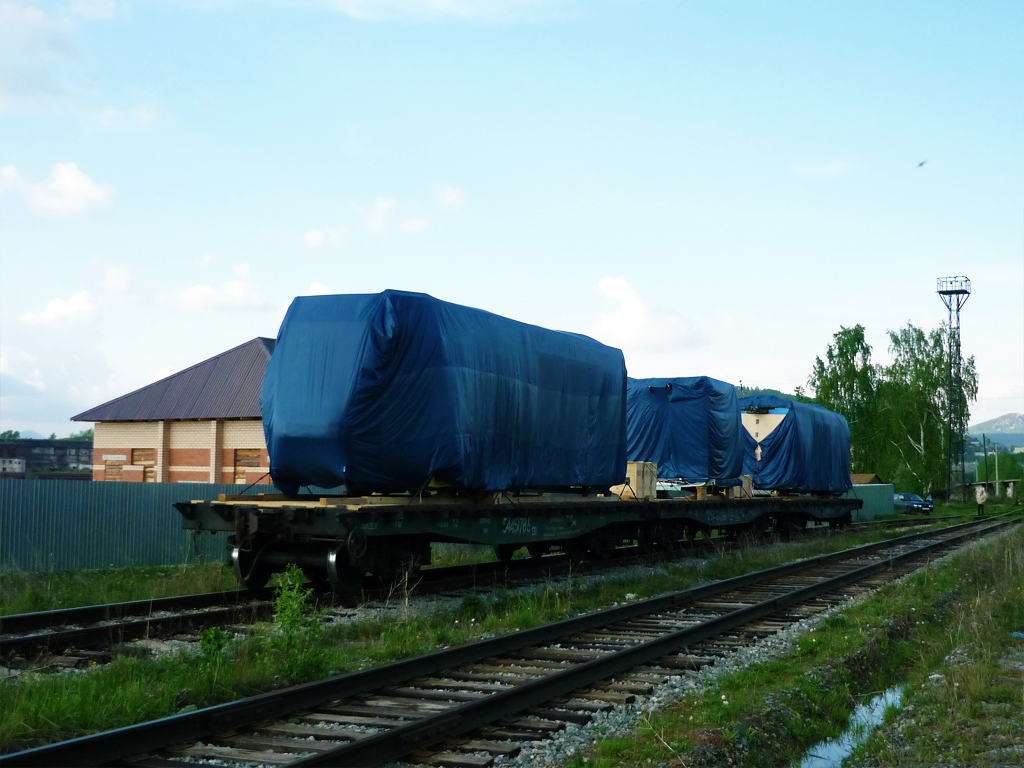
[
  {"x1": 328, "y1": 546, "x2": 364, "y2": 595},
  {"x1": 494, "y1": 544, "x2": 519, "y2": 563},
  {"x1": 232, "y1": 542, "x2": 272, "y2": 591}
]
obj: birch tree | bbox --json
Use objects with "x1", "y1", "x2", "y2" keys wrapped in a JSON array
[
  {"x1": 878, "y1": 324, "x2": 977, "y2": 493},
  {"x1": 808, "y1": 324, "x2": 878, "y2": 472}
]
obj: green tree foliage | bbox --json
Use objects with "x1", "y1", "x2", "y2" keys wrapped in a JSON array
[
  {"x1": 808, "y1": 323, "x2": 978, "y2": 495},
  {"x1": 67, "y1": 428, "x2": 94, "y2": 441},
  {"x1": 809, "y1": 325, "x2": 877, "y2": 472},
  {"x1": 878, "y1": 325, "x2": 977, "y2": 493},
  {"x1": 976, "y1": 450, "x2": 1024, "y2": 485},
  {"x1": 0, "y1": 430, "x2": 19, "y2": 440}
]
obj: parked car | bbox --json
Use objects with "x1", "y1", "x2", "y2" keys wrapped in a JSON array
[{"x1": 894, "y1": 492, "x2": 933, "y2": 514}]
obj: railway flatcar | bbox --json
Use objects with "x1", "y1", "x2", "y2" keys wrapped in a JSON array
[{"x1": 177, "y1": 292, "x2": 860, "y2": 592}]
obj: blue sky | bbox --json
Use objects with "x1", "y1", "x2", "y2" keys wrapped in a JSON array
[{"x1": 2, "y1": 0, "x2": 1022, "y2": 436}]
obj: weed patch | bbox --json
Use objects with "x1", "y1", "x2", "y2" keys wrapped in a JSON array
[
  {"x1": 0, "y1": 563, "x2": 238, "y2": 616},
  {"x1": 573, "y1": 525, "x2": 1023, "y2": 768},
  {"x1": 0, "y1": 524, "x2": 999, "y2": 753}
]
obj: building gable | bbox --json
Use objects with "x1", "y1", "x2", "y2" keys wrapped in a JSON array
[{"x1": 73, "y1": 338, "x2": 275, "y2": 422}]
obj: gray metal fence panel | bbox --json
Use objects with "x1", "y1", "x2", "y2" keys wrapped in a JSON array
[
  {"x1": 0, "y1": 479, "x2": 270, "y2": 573},
  {"x1": 843, "y1": 483, "x2": 895, "y2": 520}
]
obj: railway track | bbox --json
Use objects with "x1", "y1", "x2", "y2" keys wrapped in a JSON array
[
  {"x1": 2, "y1": 514, "x2": 1015, "y2": 768},
  {"x1": 0, "y1": 516, "x2": 946, "y2": 663}
]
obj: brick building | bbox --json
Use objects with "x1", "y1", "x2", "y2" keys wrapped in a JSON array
[{"x1": 72, "y1": 338, "x2": 275, "y2": 485}]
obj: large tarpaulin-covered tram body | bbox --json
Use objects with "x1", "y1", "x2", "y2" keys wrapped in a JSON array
[
  {"x1": 739, "y1": 395, "x2": 853, "y2": 496},
  {"x1": 261, "y1": 290, "x2": 629, "y2": 496},
  {"x1": 626, "y1": 376, "x2": 743, "y2": 483}
]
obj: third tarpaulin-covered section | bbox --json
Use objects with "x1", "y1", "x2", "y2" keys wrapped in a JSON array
[
  {"x1": 261, "y1": 290, "x2": 628, "y2": 495},
  {"x1": 739, "y1": 395, "x2": 852, "y2": 495},
  {"x1": 626, "y1": 376, "x2": 744, "y2": 483}
]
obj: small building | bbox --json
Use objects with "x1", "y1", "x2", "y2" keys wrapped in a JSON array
[
  {"x1": 851, "y1": 473, "x2": 885, "y2": 485},
  {"x1": 71, "y1": 338, "x2": 275, "y2": 485},
  {"x1": 1, "y1": 456, "x2": 27, "y2": 477}
]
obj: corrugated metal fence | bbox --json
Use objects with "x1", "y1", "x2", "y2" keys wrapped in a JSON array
[
  {"x1": 842, "y1": 483, "x2": 896, "y2": 520},
  {"x1": 0, "y1": 479, "x2": 260, "y2": 573}
]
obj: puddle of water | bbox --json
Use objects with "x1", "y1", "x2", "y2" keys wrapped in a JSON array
[{"x1": 793, "y1": 686, "x2": 903, "y2": 768}]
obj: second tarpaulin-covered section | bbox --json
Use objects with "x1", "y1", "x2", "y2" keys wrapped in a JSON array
[
  {"x1": 261, "y1": 290, "x2": 628, "y2": 495},
  {"x1": 739, "y1": 395, "x2": 852, "y2": 495},
  {"x1": 626, "y1": 377, "x2": 744, "y2": 483}
]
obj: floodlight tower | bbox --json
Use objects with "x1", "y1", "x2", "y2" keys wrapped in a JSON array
[{"x1": 937, "y1": 276, "x2": 971, "y2": 501}]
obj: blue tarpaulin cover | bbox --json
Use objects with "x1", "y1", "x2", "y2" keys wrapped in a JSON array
[
  {"x1": 626, "y1": 377, "x2": 743, "y2": 482},
  {"x1": 261, "y1": 290, "x2": 628, "y2": 495},
  {"x1": 739, "y1": 395, "x2": 852, "y2": 494}
]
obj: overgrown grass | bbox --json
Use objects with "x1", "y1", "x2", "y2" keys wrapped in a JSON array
[
  {"x1": 0, "y1": 523, "x2": 1003, "y2": 752},
  {"x1": 428, "y1": 543, "x2": 498, "y2": 568},
  {"x1": 851, "y1": 526, "x2": 1024, "y2": 765},
  {"x1": 567, "y1": 523, "x2": 1024, "y2": 768},
  {"x1": 0, "y1": 563, "x2": 239, "y2": 616},
  {"x1": 935, "y1": 498, "x2": 1018, "y2": 517}
]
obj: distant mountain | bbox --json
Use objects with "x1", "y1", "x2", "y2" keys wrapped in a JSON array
[
  {"x1": 736, "y1": 387, "x2": 811, "y2": 402},
  {"x1": 19, "y1": 430, "x2": 45, "y2": 439},
  {"x1": 969, "y1": 413, "x2": 1024, "y2": 449},
  {"x1": 970, "y1": 413, "x2": 1024, "y2": 433}
]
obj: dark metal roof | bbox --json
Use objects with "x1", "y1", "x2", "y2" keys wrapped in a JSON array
[{"x1": 72, "y1": 338, "x2": 275, "y2": 422}]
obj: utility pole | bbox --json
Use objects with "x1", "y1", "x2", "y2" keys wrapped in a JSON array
[
  {"x1": 995, "y1": 444, "x2": 999, "y2": 496},
  {"x1": 983, "y1": 434, "x2": 989, "y2": 491}
]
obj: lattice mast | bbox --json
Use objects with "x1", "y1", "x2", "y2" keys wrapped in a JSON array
[{"x1": 936, "y1": 276, "x2": 971, "y2": 501}]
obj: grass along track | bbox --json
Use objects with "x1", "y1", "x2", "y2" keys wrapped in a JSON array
[
  {"x1": 571, "y1": 510, "x2": 1024, "y2": 768},
  {"x1": 0, "y1": 515, "x2": 962, "y2": 667},
  {"x1": 0, "y1": 514, "x2": 1005, "y2": 753},
  {"x1": 1, "y1": 515, "x2": 1015, "y2": 767}
]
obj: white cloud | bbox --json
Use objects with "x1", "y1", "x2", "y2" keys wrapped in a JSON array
[
  {"x1": 0, "y1": 347, "x2": 43, "y2": 388},
  {"x1": 170, "y1": 263, "x2": 266, "y2": 310},
  {"x1": 0, "y1": 336, "x2": 118, "y2": 436},
  {"x1": 1, "y1": 162, "x2": 113, "y2": 216},
  {"x1": 100, "y1": 265, "x2": 131, "y2": 294},
  {"x1": 436, "y1": 185, "x2": 464, "y2": 210},
  {"x1": 791, "y1": 161, "x2": 851, "y2": 180},
  {"x1": 304, "y1": 282, "x2": 333, "y2": 296},
  {"x1": 304, "y1": 229, "x2": 325, "y2": 249},
  {"x1": 400, "y1": 217, "x2": 431, "y2": 233},
  {"x1": 591, "y1": 276, "x2": 697, "y2": 351},
  {"x1": 19, "y1": 290, "x2": 97, "y2": 326},
  {"x1": 304, "y1": 226, "x2": 347, "y2": 249},
  {"x1": 364, "y1": 197, "x2": 397, "y2": 232},
  {"x1": 0, "y1": 1, "x2": 76, "y2": 112},
  {"x1": 0, "y1": 1, "x2": 153, "y2": 126}
]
